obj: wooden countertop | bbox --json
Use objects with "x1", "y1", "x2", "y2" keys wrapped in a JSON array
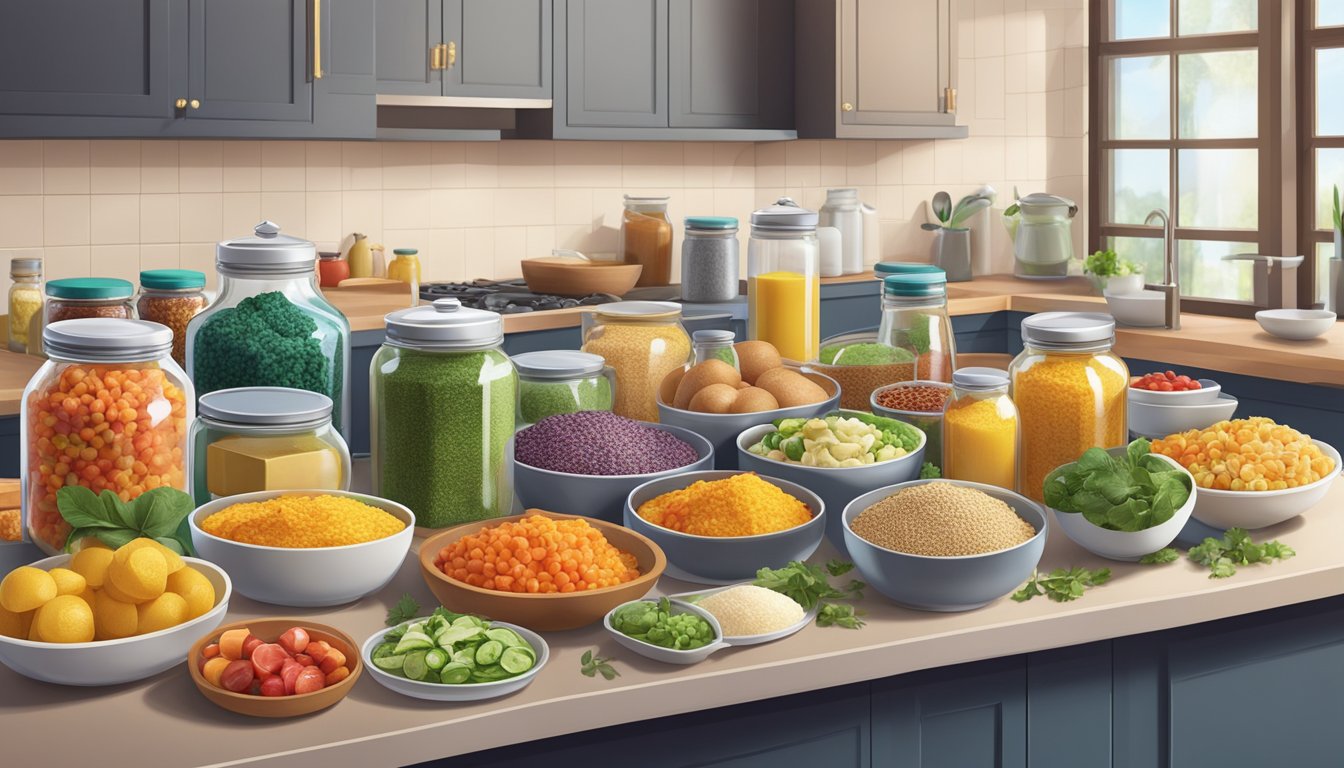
[{"x1": 0, "y1": 348, "x2": 43, "y2": 416}]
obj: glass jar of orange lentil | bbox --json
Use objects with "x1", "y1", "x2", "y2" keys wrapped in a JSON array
[
  {"x1": 1009, "y1": 312, "x2": 1128, "y2": 502},
  {"x1": 20, "y1": 318, "x2": 194, "y2": 554},
  {"x1": 136, "y1": 269, "x2": 208, "y2": 368}
]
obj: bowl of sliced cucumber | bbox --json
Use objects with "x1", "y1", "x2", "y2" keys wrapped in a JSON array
[{"x1": 361, "y1": 609, "x2": 548, "y2": 702}]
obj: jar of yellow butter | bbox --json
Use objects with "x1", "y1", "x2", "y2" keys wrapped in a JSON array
[{"x1": 188, "y1": 386, "x2": 351, "y2": 505}]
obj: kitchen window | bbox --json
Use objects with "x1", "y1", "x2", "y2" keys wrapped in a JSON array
[{"x1": 1302, "y1": 0, "x2": 1344, "y2": 307}]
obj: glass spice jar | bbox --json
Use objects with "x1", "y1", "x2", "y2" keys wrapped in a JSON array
[
  {"x1": 681, "y1": 216, "x2": 740, "y2": 303},
  {"x1": 8, "y1": 257, "x2": 43, "y2": 353},
  {"x1": 137, "y1": 269, "x2": 208, "y2": 368},
  {"x1": 621, "y1": 195, "x2": 673, "y2": 287},
  {"x1": 44, "y1": 278, "x2": 134, "y2": 324},
  {"x1": 512, "y1": 350, "x2": 616, "y2": 426},
  {"x1": 944, "y1": 367, "x2": 1019, "y2": 489},
  {"x1": 581, "y1": 301, "x2": 691, "y2": 422},
  {"x1": 692, "y1": 329, "x2": 740, "y2": 370}
]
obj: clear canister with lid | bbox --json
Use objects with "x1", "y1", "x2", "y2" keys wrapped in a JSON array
[
  {"x1": 1009, "y1": 312, "x2": 1129, "y2": 502},
  {"x1": 372, "y1": 298, "x2": 516, "y2": 530},
  {"x1": 8, "y1": 257, "x2": 42, "y2": 353},
  {"x1": 21, "y1": 319, "x2": 194, "y2": 554},
  {"x1": 819, "y1": 188, "x2": 863, "y2": 275},
  {"x1": 681, "y1": 216, "x2": 740, "y2": 303},
  {"x1": 137, "y1": 269, "x2": 208, "y2": 368},
  {"x1": 189, "y1": 387, "x2": 350, "y2": 505},
  {"x1": 580, "y1": 301, "x2": 691, "y2": 421},
  {"x1": 513, "y1": 350, "x2": 616, "y2": 425},
  {"x1": 877, "y1": 270, "x2": 957, "y2": 382},
  {"x1": 185, "y1": 221, "x2": 351, "y2": 438},
  {"x1": 944, "y1": 367, "x2": 1019, "y2": 489},
  {"x1": 873, "y1": 261, "x2": 943, "y2": 280},
  {"x1": 692, "y1": 329, "x2": 739, "y2": 370},
  {"x1": 622, "y1": 195, "x2": 673, "y2": 287},
  {"x1": 45, "y1": 278, "x2": 135, "y2": 324},
  {"x1": 748, "y1": 197, "x2": 821, "y2": 362}
]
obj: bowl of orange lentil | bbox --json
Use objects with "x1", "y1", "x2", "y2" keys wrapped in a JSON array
[{"x1": 419, "y1": 510, "x2": 666, "y2": 631}]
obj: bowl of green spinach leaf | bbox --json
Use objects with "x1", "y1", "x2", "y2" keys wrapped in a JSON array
[{"x1": 1044, "y1": 438, "x2": 1196, "y2": 561}]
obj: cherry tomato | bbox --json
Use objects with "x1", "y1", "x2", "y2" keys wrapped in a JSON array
[
  {"x1": 260, "y1": 676, "x2": 286, "y2": 697},
  {"x1": 251, "y1": 643, "x2": 290, "y2": 676},
  {"x1": 294, "y1": 653, "x2": 314, "y2": 667},
  {"x1": 218, "y1": 629, "x2": 250, "y2": 661},
  {"x1": 202, "y1": 657, "x2": 230, "y2": 688},
  {"x1": 281, "y1": 660, "x2": 304, "y2": 695},
  {"x1": 278, "y1": 627, "x2": 310, "y2": 656},
  {"x1": 220, "y1": 660, "x2": 254, "y2": 693},
  {"x1": 242, "y1": 635, "x2": 264, "y2": 660},
  {"x1": 294, "y1": 666, "x2": 326, "y2": 695},
  {"x1": 306, "y1": 641, "x2": 330, "y2": 665}
]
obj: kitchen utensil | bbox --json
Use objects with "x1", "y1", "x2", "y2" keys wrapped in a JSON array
[
  {"x1": 1011, "y1": 193, "x2": 1077, "y2": 279},
  {"x1": 968, "y1": 185, "x2": 996, "y2": 278},
  {"x1": 1188, "y1": 439, "x2": 1340, "y2": 530},
  {"x1": 932, "y1": 227, "x2": 972, "y2": 282},
  {"x1": 1048, "y1": 449, "x2": 1196, "y2": 561},
  {"x1": 521, "y1": 253, "x2": 643, "y2": 297},
  {"x1": 932, "y1": 191, "x2": 952, "y2": 223},
  {"x1": 361, "y1": 620, "x2": 548, "y2": 701},
  {"x1": 921, "y1": 222, "x2": 943, "y2": 231},
  {"x1": 950, "y1": 196, "x2": 991, "y2": 229},
  {"x1": 1255, "y1": 309, "x2": 1337, "y2": 340}
]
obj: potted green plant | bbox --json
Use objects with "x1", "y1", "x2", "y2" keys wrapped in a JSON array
[{"x1": 1084, "y1": 248, "x2": 1143, "y2": 295}]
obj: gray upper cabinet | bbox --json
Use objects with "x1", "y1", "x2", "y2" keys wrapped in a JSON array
[
  {"x1": 564, "y1": 0, "x2": 666, "y2": 127},
  {"x1": 375, "y1": 0, "x2": 442, "y2": 96},
  {"x1": 187, "y1": 0, "x2": 313, "y2": 122},
  {"x1": 668, "y1": 0, "x2": 793, "y2": 129}
]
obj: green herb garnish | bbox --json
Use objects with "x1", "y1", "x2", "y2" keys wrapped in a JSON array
[
  {"x1": 1139, "y1": 547, "x2": 1180, "y2": 564},
  {"x1": 386, "y1": 593, "x2": 422, "y2": 626},
  {"x1": 1179, "y1": 528, "x2": 1294, "y2": 579},
  {"x1": 753, "y1": 560, "x2": 865, "y2": 629},
  {"x1": 580, "y1": 649, "x2": 619, "y2": 680},
  {"x1": 920, "y1": 461, "x2": 941, "y2": 479},
  {"x1": 57, "y1": 485, "x2": 195, "y2": 555},
  {"x1": 826, "y1": 559, "x2": 855, "y2": 577},
  {"x1": 1012, "y1": 567, "x2": 1112, "y2": 603},
  {"x1": 1084, "y1": 248, "x2": 1141, "y2": 277},
  {"x1": 817, "y1": 604, "x2": 866, "y2": 629},
  {"x1": 1043, "y1": 438, "x2": 1191, "y2": 533}
]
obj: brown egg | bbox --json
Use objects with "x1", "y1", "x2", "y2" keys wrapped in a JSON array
[
  {"x1": 728, "y1": 387, "x2": 780, "y2": 413},
  {"x1": 673, "y1": 359, "x2": 742, "y2": 410},
  {"x1": 734, "y1": 340, "x2": 782, "y2": 385},
  {"x1": 756, "y1": 368, "x2": 830, "y2": 408},
  {"x1": 659, "y1": 365, "x2": 687, "y2": 405},
  {"x1": 688, "y1": 383, "x2": 740, "y2": 414}
]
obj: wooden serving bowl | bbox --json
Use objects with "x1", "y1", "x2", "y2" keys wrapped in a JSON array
[
  {"x1": 187, "y1": 618, "x2": 362, "y2": 718},
  {"x1": 520, "y1": 257, "x2": 643, "y2": 297},
  {"x1": 419, "y1": 509, "x2": 667, "y2": 631}
]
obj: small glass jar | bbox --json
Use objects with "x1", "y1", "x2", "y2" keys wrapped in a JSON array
[
  {"x1": 681, "y1": 216, "x2": 739, "y2": 303},
  {"x1": 870, "y1": 380, "x2": 953, "y2": 470},
  {"x1": 877, "y1": 271, "x2": 956, "y2": 383},
  {"x1": 8, "y1": 257, "x2": 43, "y2": 353},
  {"x1": 748, "y1": 197, "x2": 821, "y2": 362},
  {"x1": 513, "y1": 350, "x2": 616, "y2": 425},
  {"x1": 189, "y1": 387, "x2": 350, "y2": 505},
  {"x1": 622, "y1": 195, "x2": 673, "y2": 287},
  {"x1": 581, "y1": 301, "x2": 691, "y2": 422},
  {"x1": 45, "y1": 278, "x2": 134, "y2": 324},
  {"x1": 137, "y1": 269, "x2": 208, "y2": 368},
  {"x1": 692, "y1": 329, "x2": 739, "y2": 370},
  {"x1": 873, "y1": 261, "x2": 944, "y2": 280},
  {"x1": 21, "y1": 319, "x2": 194, "y2": 554},
  {"x1": 1009, "y1": 312, "x2": 1129, "y2": 502},
  {"x1": 317, "y1": 251, "x2": 349, "y2": 288},
  {"x1": 387, "y1": 248, "x2": 422, "y2": 285},
  {"x1": 944, "y1": 367, "x2": 1019, "y2": 489},
  {"x1": 819, "y1": 188, "x2": 863, "y2": 275}
]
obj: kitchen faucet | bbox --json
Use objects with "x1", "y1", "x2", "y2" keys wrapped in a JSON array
[{"x1": 1143, "y1": 208, "x2": 1179, "y2": 331}]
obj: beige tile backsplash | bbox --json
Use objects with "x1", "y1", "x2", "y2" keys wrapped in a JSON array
[{"x1": 0, "y1": 0, "x2": 1087, "y2": 297}]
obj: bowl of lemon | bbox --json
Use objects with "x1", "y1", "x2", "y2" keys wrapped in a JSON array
[{"x1": 0, "y1": 538, "x2": 232, "y2": 686}]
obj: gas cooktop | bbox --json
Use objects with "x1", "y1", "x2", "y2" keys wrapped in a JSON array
[{"x1": 419, "y1": 279, "x2": 620, "y2": 314}]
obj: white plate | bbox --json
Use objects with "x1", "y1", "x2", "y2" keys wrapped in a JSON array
[
  {"x1": 1127, "y1": 378, "x2": 1222, "y2": 405},
  {"x1": 360, "y1": 619, "x2": 548, "y2": 702},
  {"x1": 603, "y1": 598, "x2": 730, "y2": 665},
  {"x1": 670, "y1": 584, "x2": 817, "y2": 646}
]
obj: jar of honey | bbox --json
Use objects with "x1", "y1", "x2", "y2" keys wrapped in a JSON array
[{"x1": 621, "y1": 195, "x2": 672, "y2": 287}]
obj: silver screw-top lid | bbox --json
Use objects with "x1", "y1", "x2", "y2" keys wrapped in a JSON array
[
  {"x1": 692, "y1": 329, "x2": 735, "y2": 344},
  {"x1": 10, "y1": 257, "x2": 41, "y2": 278},
  {"x1": 200, "y1": 387, "x2": 333, "y2": 427},
  {"x1": 592, "y1": 300, "x2": 683, "y2": 319},
  {"x1": 1020, "y1": 311, "x2": 1116, "y2": 348},
  {"x1": 751, "y1": 197, "x2": 819, "y2": 232},
  {"x1": 43, "y1": 318, "x2": 172, "y2": 361},
  {"x1": 511, "y1": 350, "x2": 607, "y2": 379},
  {"x1": 384, "y1": 297, "x2": 504, "y2": 349},
  {"x1": 952, "y1": 367, "x2": 1010, "y2": 390},
  {"x1": 216, "y1": 221, "x2": 317, "y2": 276}
]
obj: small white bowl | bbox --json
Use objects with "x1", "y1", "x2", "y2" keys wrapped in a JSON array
[
  {"x1": 360, "y1": 619, "x2": 548, "y2": 702},
  {"x1": 189, "y1": 489, "x2": 415, "y2": 608},
  {"x1": 1128, "y1": 378, "x2": 1222, "y2": 405},
  {"x1": 670, "y1": 585, "x2": 817, "y2": 646},
  {"x1": 1190, "y1": 439, "x2": 1340, "y2": 530},
  {"x1": 1127, "y1": 394, "x2": 1238, "y2": 439},
  {"x1": 603, "y1": 598, "x2": 730, "y2": 665},
  {"x1": 1255, "y1": 309, "x2": 1336, "y2": 341},
  {"x1": 1048, "y1": 451, "x2": 1197, "y2": 561},
  {"x1": 0, "y1": 555, "x2": 231, "y2": 686},
  {"x1": 1105, "y1": 289, "x2": 1167, "y2": 328}
]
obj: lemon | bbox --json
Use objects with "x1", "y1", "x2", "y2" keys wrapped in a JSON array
[
  {"x1": 99, "y1": 573, "x2": 151, "y2": 605},
  {"x1": 93, "y1": 591, "x2": 139, "y2": 640},
  {"x1": 70, "y1": 546, "x2": 115, "y2": 588},
  {"x1": 27, "y1": 616, "x2": 42, "y2": 641},
  {"x1": 0, "y1": 604, "x2": 32, "y2": 639},
  {"x1": 0, "y1": 566, "x2": 58, "y2": 613},
  {"x1": 136, "y1": 592, "x2": 188, "y2": 635},
  {"x1": 107, "y1": 547, "x2": 167, "y2": 603},
  {"x1": 73, "y1": 588, "x2": 97, "y2": 613},
  {"x1": 34, "y1": 594, "x2": 95, "y2": 643},
  {"x1": 114, "y1": 538, "x2": 184, "y2": 575},
  {"x1": 48, "y1": 567, "x2": 87, "y2": 596},
  {"x1": 166, "y1": 566, "x2": 215, "y2": 620}
]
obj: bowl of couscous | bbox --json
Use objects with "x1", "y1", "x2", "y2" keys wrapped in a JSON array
[{"x1": 188, "y1": 490, "x2": 415, "y2": 608}]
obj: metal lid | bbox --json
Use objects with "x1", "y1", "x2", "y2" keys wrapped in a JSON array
[
  {"x1": 318, "y1": 251, "x2": 342, "y2": 261},
  {"x1": 1020, "y1": 311, "x2": 1116, "y2": 347},
  {"x1": 592, "y1": 300, "x2": 683, "y2": 319},
  {"x1": 10, "y1": 257, "x2": 41, "y2": 277},
  {"x1": 685, "y1": 216, "x2": 738, "y2": 231},
  {"x1": 43, "y1": 318, "x2": 172, "y2": 361},
  {"x1": 750, "y1": 197, "x2": 818, "y2": 231},
  {"x1": 1018, "y1": 193, "x2": 1078, "y2": 216},
  {"x1": 140, "y1": 269, "x2": 205, "y2": 290},
  {"x1": 692, "y1": 329, "x2": 735, "y2": 344},
  {"x1": 216, "y1": 221, "x2": 316, "y2": 275},
  {"x1": 624, "y1": 194, "x2": 669, "y2": 203},
  {"x1": 874, "y1": 262, "x2": 942, "y2": 276},
  {"x1": 511, "y1": 350, "x2": 606, "y2": 379},
  {"x1": 46, "y1": 277, "x2": 134, "y2": 300},
  {"x1": 953, "y1": 367, "x2": 1010, "y2": 390},
  {"x1": 199, "y1": 387, "x2": 333, "y2": 427},
  {"x1": 883, "y1": 271, "x2": 947, "y2": 297},
  {"x1": 384, "y1": 297, "x2": 504, "y2": 349},
  {"x1": 393, "y1": 248, "x2": 418, "y2": 256}
]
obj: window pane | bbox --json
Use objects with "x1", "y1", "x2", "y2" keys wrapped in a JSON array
[
  {"x1": 1178, "y1": 50, "x2": 1257, "y2": 139},
  {"x1": 1108, "y1": 237, "x2": 1165, "y2": 285},
  {"x1": 1318, "y1": 242, "x2": 1338, "y2": 307},
  {"x1": 1321, "y1": 0, "x2": 1344, "y2": 28},
  {"x1": 1111, "y1": 56, "x2": 1171, "y2": 139},
  {"x1": 1179, "y1": 0, "x2": 1257, "y2": 35},
  {"x1": 1115, "y1": 0, "x2": 1170, "y2": 39},
  {"x1": 1110, "y1": 149, "x2": 1170, "y2": 225},
  {"x1": 1318, "y1": 48, "x2": 1344, "y2": 136},
  {"x1": 1178, "y1": 240, "x2": 1256, "y2": 301},
  {"x1": 1177, "y1": 149, "x2": 1258, "y2": 229},
  {"x1": 1318, "y1": 148, "x2": 1344, "y2": 231}
]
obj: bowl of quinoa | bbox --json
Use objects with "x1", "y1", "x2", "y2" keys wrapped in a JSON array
[
  {"x1": 189, "y1": 490, "x2": 414, "y2": 608},
  {"x1": 841, "y1": 480, "x2": 1046, "y2": 612}
]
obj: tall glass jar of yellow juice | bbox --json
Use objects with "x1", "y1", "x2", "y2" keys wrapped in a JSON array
[{"x1": 747, "y1": 197, "x2": 820, "y2": 362}]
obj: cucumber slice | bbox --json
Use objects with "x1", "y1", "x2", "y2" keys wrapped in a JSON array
[
  {"x1": 393, "y1": 631, "x2": 435, "y2": 655},
  {"x1": 500, "y1": 645, "x2": 536, "y2": 674},
  {"x1": 452, "y1": 648, "x2": 477, "y2": 668},
  {"x1": 485, "y1": 627, "x2": 525, "y2": 648},
  {"x1": 471, "y1": 664, "x2": 511, "y2": 683},
  {"x1": 424, "y1": 648, "x2": 449, "y2": 671},
  {"x1": 371, "y1": 643, "x2": 398, "y2": 661},
  {"x1": 474, "y1": 639, "x2": 503, "y2": 666},
  {"x1": 372, "y1": 653, "x2": 406, "y2": 672},
  {"x1": 439, "y1": 662, "x2": 472, "y2": 684},
  {"x1": 402, "y1": 650, "x2": 430, "y2": 681},
  {"x1": 452, "y1": 615, "x2": 481, "y2": 629},
  {"x1": 438, "y1": 625, "x2": 484, "y2": 647}
]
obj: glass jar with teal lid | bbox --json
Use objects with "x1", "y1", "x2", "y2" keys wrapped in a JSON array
[
  {"x1": 681, "y1": 215, "x2": 740, "y2": 302},
  {"x1": 877, "y1": 270, "x2": 956, "y2": 382},
  {"x1": 45, "y1": 277, "x2": 135, "y2": 324},
  {"x1": 137, "y1": 269, "x2": 208, "y2": 367},
  {"x1": 873, "y1": 261, "x2": 943, "y2": 279}
]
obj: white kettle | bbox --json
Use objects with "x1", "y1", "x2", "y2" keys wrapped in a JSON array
[{"x1": 1007, "y1": 193, "x2": 1077, "y2": 279}]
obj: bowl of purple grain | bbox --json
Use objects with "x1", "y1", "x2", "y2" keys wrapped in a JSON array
[{"x1": 508, "y1": 411, "x2": 715, "y2": 523}]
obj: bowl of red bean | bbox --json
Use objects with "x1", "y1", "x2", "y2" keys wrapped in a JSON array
[{"x1": 870, "y1": 381, "x2": 953, "y2": 470}]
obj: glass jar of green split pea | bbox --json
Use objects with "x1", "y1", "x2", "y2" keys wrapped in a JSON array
[{"x1": 512, "y1": 350, "x2": 616, "y2": 426}]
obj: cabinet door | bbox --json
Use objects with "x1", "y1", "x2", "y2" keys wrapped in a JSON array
[
  {"x1": 565, "y1": 0, "x2": 667, "y2": 128},
  {"x1": 840, "y1": 0, "x2": 954, "y2": 127},
  {"x1": 668, "y1": 0, "x2": 792, "y2": 129},
  {"x1": 187, "y1": 0, "x2": 314, "y2": 122},
  {"x1": 443, "y1": 0, "x2": 551, "y2": 99},
  {"x1": 375, "y1": 0, "x2": 442, "y2": 96},
  {"x1": 0, "y1": 0, "x2": 179, "y2": 118}
]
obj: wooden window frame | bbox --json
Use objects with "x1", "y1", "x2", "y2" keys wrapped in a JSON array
[{"x1": 1299, "y1": 0, "x2": 1344, "y2": 305}]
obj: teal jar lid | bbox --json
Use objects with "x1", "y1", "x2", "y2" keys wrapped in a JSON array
[
  {"x1": 874, "y1": 262, "x2": 942, "y2": 276},
  {"x1": 393, "y1": 248, "x2": 418, "y2": 255},
  {"x1": 140, "y1": 269, "x2": 206, "y2": 290},
  {"x1": 883, "y1": 271, "x2": 947, "y2": 297},
  {"x1": 685, "y1": 216, "x2": 738, "y2": 231},
  {"x1": 46, "y1": 277, "x2": 134, "y2": 300}
]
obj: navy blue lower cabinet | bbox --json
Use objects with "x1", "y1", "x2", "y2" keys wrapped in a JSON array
[
  {"x1": 872, "y1": 657, "x2": 1028, "y2": 768},
  {"x1": 1026, "y1": 642, "x2": 1113, "y2": 768},
  {"x1": 0, "y1": 415, "x2": 17, "y2": 478}
]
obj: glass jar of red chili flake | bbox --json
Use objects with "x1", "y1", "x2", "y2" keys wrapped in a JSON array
[{"x1": 870, "y1": 380, "x2": 953, "y2": 470}]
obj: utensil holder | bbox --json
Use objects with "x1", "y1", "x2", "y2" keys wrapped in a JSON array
[{"x1": 932, "y1": 227, "x2": 972, "y2": 282}]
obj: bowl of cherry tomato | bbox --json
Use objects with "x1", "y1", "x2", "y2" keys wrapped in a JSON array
[{"x1": 1128, "y1": 371, "x2": 1222, "y2": 405}]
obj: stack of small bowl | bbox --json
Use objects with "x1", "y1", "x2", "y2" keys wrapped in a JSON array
[{"x1": 1126, "y1": 377, "x2": 1238, "y2": 439}]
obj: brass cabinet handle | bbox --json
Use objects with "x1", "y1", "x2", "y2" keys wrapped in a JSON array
[
  {"x1": 312, "y1": 0, "x2": 323, "y2": 79},
  {"x1": 190, "y1": 99, "x2": 201, "y2": 109},
  {"x1": 175, "y1": 98, "x2": 187, "y2": 109},
  {"x1": 446, "y1": 41, "x2": 456, "y2": 68},
  {"x1": 841, "y1": 102, "x2": 854, "y2": 112},
  {"x1": 944, "y1": 87, "x2": 957, "y2": 113},
  {"x1": 430, "y1": 43, "x2": 443, "y2": 70}
]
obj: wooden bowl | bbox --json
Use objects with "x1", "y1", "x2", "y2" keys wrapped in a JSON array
[
  {"x1": 187, "y1": 618, "x2": 362, "y2": 718},
  {"x1": 520, "y1": 257, "x2": 643, "y2": 297},
  {"x1": 419, "y1": 509, "x2": 666, "y2": 631}
]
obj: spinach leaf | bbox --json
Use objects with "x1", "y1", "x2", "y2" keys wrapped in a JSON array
[{"x1": 1043, "y1": 438, "x2": 1192, "y2": 532}]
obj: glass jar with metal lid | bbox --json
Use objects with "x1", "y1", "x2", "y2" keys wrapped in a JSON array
[
  {"x1": 877, "y1": 270, "x2": 956, "y2": 383},
  {"x1": 45, "y1": 277, "x2": 135, "y2": 324},
  {"x1": 513, "y1": 350, "x2": 616, "y2": 425},
  {"x1": 944, "y1": 367, "x2": 1019, "y2": 489},
  {"x1": 580, "y1": 300, "x2": 691, "y2": 421},
  {"x1": 189, "y1": 387, "x2": 350, "y2": 505},
  {"x1": 371, "y1": 298, "x2": 516, "y2": 530},
  {"x1": 748, "y1": 197, "x2": 820, "y2": 362},
  {"x1": 185, "y1": 221, "x2": 351, "y2": 438},
  {"x1": 622, "y1": 195, "x2": 673, "y2": 287},
  {"x1": 681, "y1": 216, "x2": 740, "y2": 303},
  {"x1": 692, "y1": 329, "x2": 739, "y2": 370},
  {"x1": 1009, "y1": 312, "x2": 1129, "y2": 502},
  {"x1": 20, "y1": 319, "x2": 194, "y2": 553},
  {"x1": 137, "y1": 269, "x2": 208, "y2": 368},
  {"x1": 8, "y1": 257, "x2": 42, "y2": 353}
]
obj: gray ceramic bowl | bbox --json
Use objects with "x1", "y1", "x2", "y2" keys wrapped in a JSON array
[
  {"x1": 624, "y1": 470, "x2": 826, "y2": 584},
  {"x1": 735, "y1": 420, "x2": 926, "y2": 558},
  {"x1": 656, "y1": 367, "x2": 841, "y2": 470},
  {"x1": 842, "y1": 479, "x2": 1047, "y2": 612},
  {"x1": 510, "y1": 422, "x2": 714, "y2": 523}
]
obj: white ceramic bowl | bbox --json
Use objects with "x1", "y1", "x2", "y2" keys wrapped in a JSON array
[
  {"x1": 671, "y1": 585, "x2": 817, "y2": 645},
  {"x1": 1105, "y1": 289, "x2": 1167, "y2": 328},
  {"x1": 603, "y1": 598, "x2": 730, "y2": 665},
  {"x1": 1047, "y1": 450, "x2": 1197, "y2": 561},
  {"x1": 360, "y1": 620, "x2": 548, "y2": 701},
  {"x1": 0, "y1": 555, "x2": 231, "y2": 686},
  {"x1": 1127, "y1": 394, "x2": 1239, "y2": 439},
  {"x1": 189, "y1": 489, "x2": 415, "y2": 607},
  {"x1": 1255, "y1": 309, "x2": 1336, "y2": 340},
  {"x1": 1127, "y1": 378, "x2": 1222, "y2": 405},
  {"x1": 1189, "y1": 439, "x2": 1341, "y2": 530}
]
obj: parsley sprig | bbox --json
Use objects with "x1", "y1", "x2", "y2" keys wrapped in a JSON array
[
  {"x1": 580, "y1": 649, "x2": 619, "y2": 680},
  {"x1": 1012, "y1": 567, "x2": 1112, "y2": 603},
  {"x1": 385, "y1": 593, "x2": 422, "y2": 626},
  {"x1": 753, "y1": 560, "x2": 866, "y2": 628},
  {"x1": 1142, "y1": 528, "x2": 1294, "y2": 578}
]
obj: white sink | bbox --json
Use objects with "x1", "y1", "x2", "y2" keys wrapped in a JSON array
[{"x1": 1105, "y1": 289, "x2": 1166, "y2": 328}]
